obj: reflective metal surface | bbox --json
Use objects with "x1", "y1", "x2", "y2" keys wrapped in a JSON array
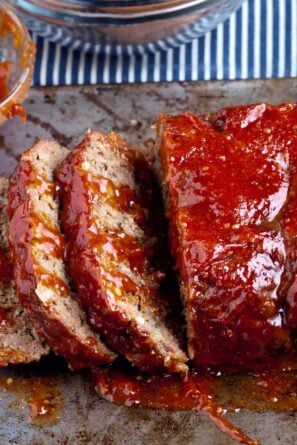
[{"x1": 0, "y1": 78, "x2": 297, "y2": 444}]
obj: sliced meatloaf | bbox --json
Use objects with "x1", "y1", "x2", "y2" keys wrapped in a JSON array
[
  {"x1": 57, "y1": 131, "x2": 188, "y2": 374},
  {"x1": 0, "y1": 177, "x2": 49, "y2": 366},
  {"x1": 8, "y1": 140, "x2": 115, "y2": 370},
  {"x1": 157, "y1": 105, "x2": 297, "y2": 370}
]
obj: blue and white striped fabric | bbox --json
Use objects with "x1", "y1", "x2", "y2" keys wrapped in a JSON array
[{"x1": 32, "y1": 0, "x2": 297, "y2": 86}]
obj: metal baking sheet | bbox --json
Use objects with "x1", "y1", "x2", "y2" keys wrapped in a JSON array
[{"x1": 0, "y1": 78, "x2": 297, "y2": 445}]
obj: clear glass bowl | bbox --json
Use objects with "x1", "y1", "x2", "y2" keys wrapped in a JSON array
[
  {"x1": 5, "y1": 0, "x2": 245, "y2": 52},
  {"x1": 0, "y1": 4, "x2": 35, "y2": 125}
]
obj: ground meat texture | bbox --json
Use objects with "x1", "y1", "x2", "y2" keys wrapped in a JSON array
[
  {"x1": 8, "y1": 140, "x2": 115, "y2": 370},
  {"x1": 0, "y1": 177, "x2": 49, "y2": 366},
  {"x1": 157, "y1": 104, "x2": 297, "y2": 371},
  {"x1": 57, "y1": 131, "x2": 188, "y2": 374}
]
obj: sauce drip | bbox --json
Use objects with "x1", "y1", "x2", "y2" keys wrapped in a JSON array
[
  {"x1": 94, "y1": 366, "x2": 261, "y2": 445},
  {"x1": 94, "y1": 359, "x2": 297, "y2": 445},
  {"x1": 0, "y1": 376, "x2": 63, "y2": 425}
]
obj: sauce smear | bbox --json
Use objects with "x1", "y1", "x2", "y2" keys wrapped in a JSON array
[
  {"x1": 94, "y1": 367, "x2": 260, "y2": 445},
  {"x1": 0, "y1": 376, "x2": 63, "y2": 425}
]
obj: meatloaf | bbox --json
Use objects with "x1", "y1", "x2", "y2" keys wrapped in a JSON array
[
  {"x1": 157, "y1": 104, "x2": 297, "y2": 370},
  {"x1": 8, "y1": 140, "x2": 115, "y2": 369},
  {"x1": 0, "y1": 177, "x2": 49, "y2": 366},
  {"x1": 57, "y1": 131, "x2": 188, "y2": 373}
]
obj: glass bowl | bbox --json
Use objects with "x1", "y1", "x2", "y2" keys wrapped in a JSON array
[
  {"x1": 6, "y1": 0, "x2": 245, "y2": 52},
  {"x1": 0, "y1": 4, "x2": 35, "y2": 125}
]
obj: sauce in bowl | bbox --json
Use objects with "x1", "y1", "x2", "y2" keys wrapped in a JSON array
[{"x1": 0, "y1": 5, "x2": 35, "y2": 124}]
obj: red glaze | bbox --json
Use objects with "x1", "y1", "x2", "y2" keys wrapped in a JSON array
[
  {"x1": 0, "y1": 61, "x2": 11, "y2": 101},
  {"x1": 6, "y1": 103, "x2": 27, "y2": 123},
  {"x1": 0, "y1": 377, "x2": 63, "y2": 425},
  {"x1": 8, "y1": 153, "x2": 114, "y2": 369},
  {"x1": 94, "y1": 366, "x2": 259, "y2": 445},
  {"x1": 57, "y1": 132, "x2": 188, "y2": 373},
  {"x1": 158, "y1": 104, "x2": 297, "y2": 370}
]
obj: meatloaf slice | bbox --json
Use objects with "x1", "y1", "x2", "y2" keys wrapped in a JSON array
[
  {"x1": 8, "y1": 140, "x2": 115, "y2": 370},
  {"x1": 157, "y1": 105, "x2": 297, "y2": 371},
  {"x1": 57, "y1": 131, "x2": 188, "y2": 374},
  {"x1": 0, "y1": 177, "x2": 49, "y2": 366}
]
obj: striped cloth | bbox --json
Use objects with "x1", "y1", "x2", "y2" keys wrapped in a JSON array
[{"x1": 32, "y1": 0, "x2": 297, "y2": 86}]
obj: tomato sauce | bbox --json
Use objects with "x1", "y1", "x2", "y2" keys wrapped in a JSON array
[{"x1": 0, "y1": 10, "x2": 32, "y2": 122}]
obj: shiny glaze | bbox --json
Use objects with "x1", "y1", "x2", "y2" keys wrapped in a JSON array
[
  {"x1": 8, "y1": 159, "x2": 69, "y2": 299},
  {"x1": 0, "y1": 376, "x2": 63, "y2": 425},
  {"x1": 59, "y1": 151, "x2": 154, "y2": 300},
  {"x1": 57, "y1": 133, "x2": 186, "y2": 373},
  {"x1": 159, "y1": 104, "x2": 297, "y2": 369},
  {"x1": 6, "y1": 103, "x2": 27, "y2": 122},
  {"x1": 95, "y1": 365, "x2": 264, "y2": 445},
  {"x1": 8, "y1": 155, "x2": 113, "y2": 369},
  {"x1": 94, "y1": 357, "x2": 297, "y2": 445},
  {"x1": 88, "y1": 175, "x2": 145, "y2": 224}
]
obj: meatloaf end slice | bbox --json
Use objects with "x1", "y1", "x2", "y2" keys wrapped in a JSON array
[
  {"x1": 57, "y1": 131, "x2": 188, "y2": 374},
  {"x1": 0, "y1": 177, "x2": 49, "y2": 366},
  {"x1": 8, "y1": 140, "x2": 115, "y2": 370},
  {"x1": 156, "y1": 108, "x2": 296, "y2": 370}
]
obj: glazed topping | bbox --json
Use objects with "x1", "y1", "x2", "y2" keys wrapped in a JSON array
[
  {"x1": 89, "y1": 175, "x2": 145, "y2": 222},
  {"x1": 8, "y1": 159, "x2": 69, "y2": 299},
  {"x1": 60, "y1": 148, "x2": 161, "y2": 306},
  {"x1": 159, "y1": 104, "x2": 297, "y2": 368}
]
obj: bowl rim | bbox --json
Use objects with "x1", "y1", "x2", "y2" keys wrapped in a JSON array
[
  {"x1": 0, "y1": 4, "x2": 35, "y2": 110},
  {"x1": 14, "y1": 0, "x2": 217, "y2": 8},
  {"x1": 11, "y1": 0, "x2": 223, "y2": 20}
]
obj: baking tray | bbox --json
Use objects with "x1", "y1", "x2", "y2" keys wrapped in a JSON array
[{"x1": 0, "y1": 78, "x2": 297, "y2": 445}]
